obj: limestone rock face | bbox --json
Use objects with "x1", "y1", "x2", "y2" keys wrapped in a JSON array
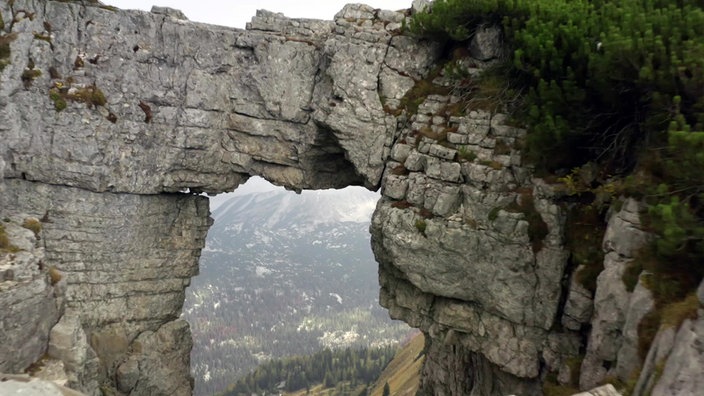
[
  {"x1": 0, "y1": 1, "x2": 438, "y2": 394},
  {"x1": 115, "y1": 320, "x2": 193, "y2": 396},
  {"x1": 2, "y1": 179, "x2": 209, "y2": 395},
  {"x1": 0, "y1": 214, "x2": 62, "y2": 374},
  {"x1": 0, "y1": 1, "x2": 700, "y2": 396},
  {"x1": 580, "y1": 199, "x2": 651, "y2": 389},
  {"x1": 0, "y1": 0, "x2": 435, "y2": 194},
  {"x1": 0, "y1": 374, "x2": 86, "y2": 396},
  {"x1": 48, "y1": 315, "x2": 101, "y2": 394},
  {"x1": 372, "y1": 94, "x2": 574, "y2": 391}
]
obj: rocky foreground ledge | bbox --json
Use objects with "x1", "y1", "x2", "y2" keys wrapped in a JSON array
[{"x1": 1, "y1": 1, "x2": 702, "y2": 395}]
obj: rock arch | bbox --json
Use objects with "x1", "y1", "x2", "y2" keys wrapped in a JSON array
[
  {"x1": 1, "y1": 2, "x2": 442, "y2": 394},
  {"x1": 6, "y1": 2, "x2": 677, "y2": 396}
]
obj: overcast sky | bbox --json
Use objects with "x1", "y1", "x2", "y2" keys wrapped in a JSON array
[{"x1": 103, "y1": 0, "x2": 412, "y2": 29}]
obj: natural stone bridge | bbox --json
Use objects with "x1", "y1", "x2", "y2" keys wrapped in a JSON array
[{"x1": 2, "y1": 2, "x2": 702, "y2": 396}]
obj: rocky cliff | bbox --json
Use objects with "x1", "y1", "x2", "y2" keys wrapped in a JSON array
[{"x1": 0, "y1": 1, "x2": 701, "y2": 395}]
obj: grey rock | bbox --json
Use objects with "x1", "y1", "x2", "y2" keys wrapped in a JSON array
[
  {"x1": 428, "y1": 144, "x2": 457, "y2": 160},
  {"x1": 377, "y1": 10, "x2": 405, "y2": 24},
  {"x1": 150, "y1": 6, "x2": 188, "y2": 20},
  {"x1": 425, "y1": 157, "x2": 461, "y2": 183},
  {"x1": 0, "y1": 375, "x2": 86, "y2": 396},
  {"x1": 411, "y1": 0, "x2": 433, "y2": 14},
  {"x1": 580, "y1": 252, "x2": 631, "y2": 389},
  {"x1": 581, "y1": 199, "x2": 652, "y2": 390},
  {"x1": 4, "y1": 178, "x2": 208, "y2": 395},
  {"x1": 418, "y1": 333, "x2": 542, "y2": 396},
  {"x1": 615, "y1": 277, "x2": 654, "y2": 382},
  {"x1": 602, "y1": 199, "x2": 648, "y2": 258},
  {"x1": 382, "y1": 174, "x2": 408, "y2": 200},
  {"x1": 469, "y1": 25, "x2": 503, "y2": 61},
  {"x1": 572, "y1": 384, "x2": 622, "y2": 396},
  {"x1": 650, "y1": 315, "x2": 704, "y2": 396},
  {"x1": 633, "y1": 327, "x2": 676, "y2": 396},
  {"x1": 447, "y1": 132, "x2": 468, "y2": 144},
  {"x1": 3, "y1": 2, "x2": 697, "y2": 396},
  {"x1": 386, "y1": 36, "x2": 443, "y2": 80},
  {"x1": 334, "y1": 4, "x2": 376, "y2": 21},
  {"x1": 116, "y1": 358, "x2": 140, "y2": 393},
  {"x1": 404, "y1": 151, "x2": 427, "y2": 172},
  {"x1": 561, "y1": 266, "x2": 594, "y2": 331},
  {"x1": 116, "y1": 320, "x2": 193, "y2": 396},
  {"x1": 0, "y1": 216, "x2": 60, "y2": 375},
  {"x1": 379, "y1": 66, "x2": 416, "y2": 101},
  {"x1": 405, "y1": 172, "x2": 429, "y2": 207},
  {"x1": 433, "y1": 185, "x2": 461, "y2": 217},
  {"x1": 390, "y1": 144, "x2": 412, "y2": 163},
  {"x1": 48, "y1": 315, "x2": 100, "y2": 395}
]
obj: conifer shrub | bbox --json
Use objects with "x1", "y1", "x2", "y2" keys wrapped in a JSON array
[
  {"x1": 411, "y1": 0, "x2": 704, "y2": 363},
  {"x1": 409, "y1": 0, "x2": 704, "y2": 173},
  {"x1": 406, "y1": 0, "x2": 704, "y2": 380}
]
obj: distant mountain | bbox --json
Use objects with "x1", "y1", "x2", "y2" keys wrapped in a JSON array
[
  {"x1": 183, "y1": 186, "x2": 410, "y2": 396},
  {"x1": 207, "y1": 187, "x2": 378, "y2": 249}
]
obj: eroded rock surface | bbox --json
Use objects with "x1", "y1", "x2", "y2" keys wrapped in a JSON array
[
  {"x1": 0, "y1": 1, "x2": 436, "y2": 394},
  {"x1": 0, "y1": 1, "x2": 700, "y2": 396},
  {"x1": 0, "y1": 213, "x2": 62, "y2": 374}
]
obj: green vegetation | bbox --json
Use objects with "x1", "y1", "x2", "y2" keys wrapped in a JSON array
[
  {"x1": 48, "y1": 82, "x2": 108, "y2": 111},
  {"x1": 398, "y1": 65, "x2": 449, "y2": 116},
  {"x1": 223, "y1": 345, "x2": 396, "y2": 396},
  {"x1": 456, "y1": 146, "x2": 476, "y2": 162},
  {"x1": 411, "y1": 0, "x2": 704, "y2": 363},
  {"x1": 21, "y1": 68, "x2": 41, "y2": 86},
  {"x1": 414, "y1": 219, "x2": 427, "y2": 236},
  {"x1": 410, "y1": 0, "x2": 704, "y2": 172},
  {"x1": 0, "y1": 32, "x2": 16, "y2": 72},
  {"x1": 33, "y1": 32, "x2": 51, "y2": 43},
  {"x1": 369, "y1": 333, "x2": 423, "y2": 396}
]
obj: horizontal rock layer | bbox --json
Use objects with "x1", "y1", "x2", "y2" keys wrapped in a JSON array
[{"x1": 1, "y1": 1, "x2": 701, "y2": 396}]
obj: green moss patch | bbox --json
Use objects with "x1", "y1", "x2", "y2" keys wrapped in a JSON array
[
  {"x1": 0, "y1": 32, "x2": 17, "y2": 72},
  {"x1": 49, "y1": 82, "x2": 108, "y2": 111},
  {"x1": 414, "y1": 219, "x2": 427, "y2": 236}
]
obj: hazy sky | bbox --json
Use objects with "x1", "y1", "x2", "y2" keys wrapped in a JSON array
[{"x1": 103, "y1": 0, "x2": 413, "y2": 29}]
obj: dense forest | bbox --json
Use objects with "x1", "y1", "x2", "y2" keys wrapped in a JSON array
[
  {"x1": 223, "y1": 345, "x2": 397, "y2": 396},
  {"x1": 183, "y1": 189, "x2": 410, "y2": 395}
]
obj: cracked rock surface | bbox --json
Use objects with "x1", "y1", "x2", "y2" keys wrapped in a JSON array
[{"x1": 0, "y1": 2, "x2": 700, "y2": 396}]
